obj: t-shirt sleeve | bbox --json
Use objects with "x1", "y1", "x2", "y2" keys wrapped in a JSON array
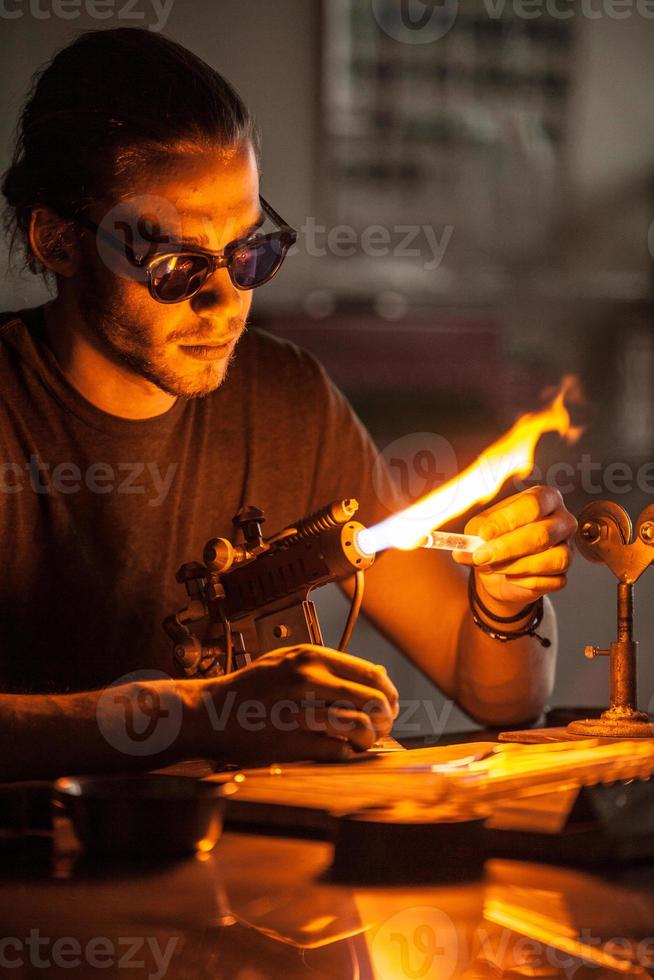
[{"x1": 299, "y1": 351, "x2": 398, "y2": 532}]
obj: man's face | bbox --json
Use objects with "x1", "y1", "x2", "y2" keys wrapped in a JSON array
[{"x1": 73, "y1": 141, "x2": 261, "y2": 398}]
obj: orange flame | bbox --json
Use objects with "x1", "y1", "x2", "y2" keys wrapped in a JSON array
[{"x1": 358, "y1": 376, "x2": 583, "y2": 554}]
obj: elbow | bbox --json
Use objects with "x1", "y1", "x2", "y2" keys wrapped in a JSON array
[{"x1": 453, "y1": 689, "x2": 548, "y2": 730}]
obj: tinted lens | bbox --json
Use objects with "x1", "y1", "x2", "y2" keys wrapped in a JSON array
[
  {"x1": 150, "y1": 254, "x2": 210, "y2": 302},
  {"x1": 231, "y1": 238, "x2": 285, "y2": 289}
]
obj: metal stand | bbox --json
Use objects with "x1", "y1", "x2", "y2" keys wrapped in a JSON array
[{"x1": 569, "y1": 501, "x2": 654, "y2": 738}]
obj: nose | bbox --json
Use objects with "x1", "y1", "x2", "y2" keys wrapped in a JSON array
[{"x1": 189, "y1": 266, "x2": 250, "y2": 319}]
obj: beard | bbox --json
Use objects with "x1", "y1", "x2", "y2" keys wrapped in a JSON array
[{"x1": 75, "y1": 257, "x2": 246, "y2": 399}]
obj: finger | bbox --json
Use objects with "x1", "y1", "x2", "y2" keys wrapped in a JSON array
[
  {"x1": 280, "y1": 660, "x2": 397, "y2": 720},
  {"x1": 483, "y1": 543, "x2": 573, "y2": 577},
  {"x1": 466, "y1": 487, "x2": 567, "y2": 539},
  {"x1": 323, "y1": 650, "x2": 400, "y2": 709},
  {"x1": 465, "y1": 490, "x2": 544, "y2": 537},
  {"x1": 289, "y1": 646, "x2": 399, "y2": 712},
  {"x1": 271, "y1": 731, "x2": 359, "y2": 763},
  {"x1": 472, "y1": 516, "x2": 574, "y2": 567},
  {"x1": 299, "y1": 706, "x2": 381, "y2": 751},
  {"x1": 501, "y1": 574, "x2": 567, "y2": 593},
  {"x1": 287, "y1": 669, "x2": 396, "y2": 725}
]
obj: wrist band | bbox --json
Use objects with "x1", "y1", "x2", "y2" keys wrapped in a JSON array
[
  {"x1": 469, "y1": 571, "x2": 538, "y2": 624},
  {"x1": 468, "y1": 571, "x2": 551, "y2": 648}
]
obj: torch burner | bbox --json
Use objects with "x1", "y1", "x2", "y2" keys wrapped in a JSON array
[{"x1": 163, "y1": 499, "x2": 374, "y2": 678}]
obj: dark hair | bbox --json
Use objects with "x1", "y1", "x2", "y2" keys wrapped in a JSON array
[{"x1": 2, "y1": 27, "x2": 257, "y2": 275}]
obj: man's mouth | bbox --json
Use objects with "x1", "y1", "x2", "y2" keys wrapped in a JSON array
[{"x1": 178, "y1": 339, "x2": 237, "y2": 361}]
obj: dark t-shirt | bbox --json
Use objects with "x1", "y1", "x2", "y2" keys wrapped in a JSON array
[{"x1": 0, "y1": 306, "x2": 389, "y2": 694}]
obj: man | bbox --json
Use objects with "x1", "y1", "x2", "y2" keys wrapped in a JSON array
[{"x1": 0, "y1": 28, "x2": 576, "y2": 780}]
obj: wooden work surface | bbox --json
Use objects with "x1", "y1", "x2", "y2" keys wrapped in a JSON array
[{"x1": 202, "y1": 737, "x2": 654, "y2": 838}]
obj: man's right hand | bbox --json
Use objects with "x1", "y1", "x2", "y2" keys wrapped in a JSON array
[{"x1": 193, "y1": 645, "x2": 400, "y2": 766}]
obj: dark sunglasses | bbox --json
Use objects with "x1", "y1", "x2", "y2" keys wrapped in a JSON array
[{"x1": 64, "y1": 196, "x2": 297, "y2": 303}]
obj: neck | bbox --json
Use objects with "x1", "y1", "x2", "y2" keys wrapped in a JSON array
[{"x1": 42, "y1": 294, "x2": 177, "y2": 420}]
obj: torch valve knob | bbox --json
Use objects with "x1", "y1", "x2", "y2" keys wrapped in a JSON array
[{"x1": 233, "y1": 506, "x2": 266, "y2": 548}]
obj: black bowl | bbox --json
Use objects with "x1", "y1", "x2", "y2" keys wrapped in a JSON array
[{"x1": 54, "y1": 774, "x2": 227, "y2": 858}]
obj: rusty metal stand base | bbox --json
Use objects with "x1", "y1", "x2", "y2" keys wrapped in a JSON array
[
  {"x1": 500, "y1": 710, "x2": 654, "y2": 741},
  {"x1": 567, "y1": 716, "x2": 654, "y2": 738}
]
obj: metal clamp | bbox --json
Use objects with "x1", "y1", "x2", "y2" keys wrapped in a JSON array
[{"x1": 569, "y1": 501, "x2": 654, "y2": 738}]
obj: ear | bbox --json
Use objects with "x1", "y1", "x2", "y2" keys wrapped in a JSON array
[{"x1": 28, "y1": 207, "x2": 81, "y2": 277}]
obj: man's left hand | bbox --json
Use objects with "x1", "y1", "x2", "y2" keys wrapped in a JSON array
[{"x1": 452, "y1": 485, "x2": 578, "y2": 613}]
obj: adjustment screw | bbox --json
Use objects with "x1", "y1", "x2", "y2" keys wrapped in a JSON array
[
  {"x1": 273, "y1": 625, "x2": 289, "y2": 639},
  {"x1": 585, "y1": 645, "x2": 609, "y2": 658},
  {"x1": 580, "y1": 521, "x2": 601, "y2": 544},
  {"x1": 640, "y1": 521, "x2": 654, "y2": 543}
]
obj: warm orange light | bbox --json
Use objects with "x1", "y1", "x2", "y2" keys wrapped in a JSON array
[
  {"x1": 484, "y1": 893, "x2": 642, "y2": 973},
  {"x1": 358, "y1": 376, "x2": 582, "y2": 554}
]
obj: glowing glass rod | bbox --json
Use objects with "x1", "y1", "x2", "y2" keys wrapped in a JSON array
[
  {"x1": 419, "y1": 531, "x2": 484, "y2": 553},
  {"x1": 356, "y1": 528, "x2": 483, "y2": 556}
]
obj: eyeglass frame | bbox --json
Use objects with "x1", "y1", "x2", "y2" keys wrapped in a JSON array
[{"x1": 58, "y1": 195, "x2": 297, "y2": 302}]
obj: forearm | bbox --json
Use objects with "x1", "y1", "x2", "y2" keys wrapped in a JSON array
[
  {"x1": 350, "y1": 548, "x2": 557, "y2": 727},
  {"x1": 1, "y1": 679, "x2": 207, "y2": 782},
  {"x1": 450, "y1": 483, "x2": 574, "y2": 724},
  {"x1": 454, "y1": 591, "x2": 557, "y2": 726}
]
